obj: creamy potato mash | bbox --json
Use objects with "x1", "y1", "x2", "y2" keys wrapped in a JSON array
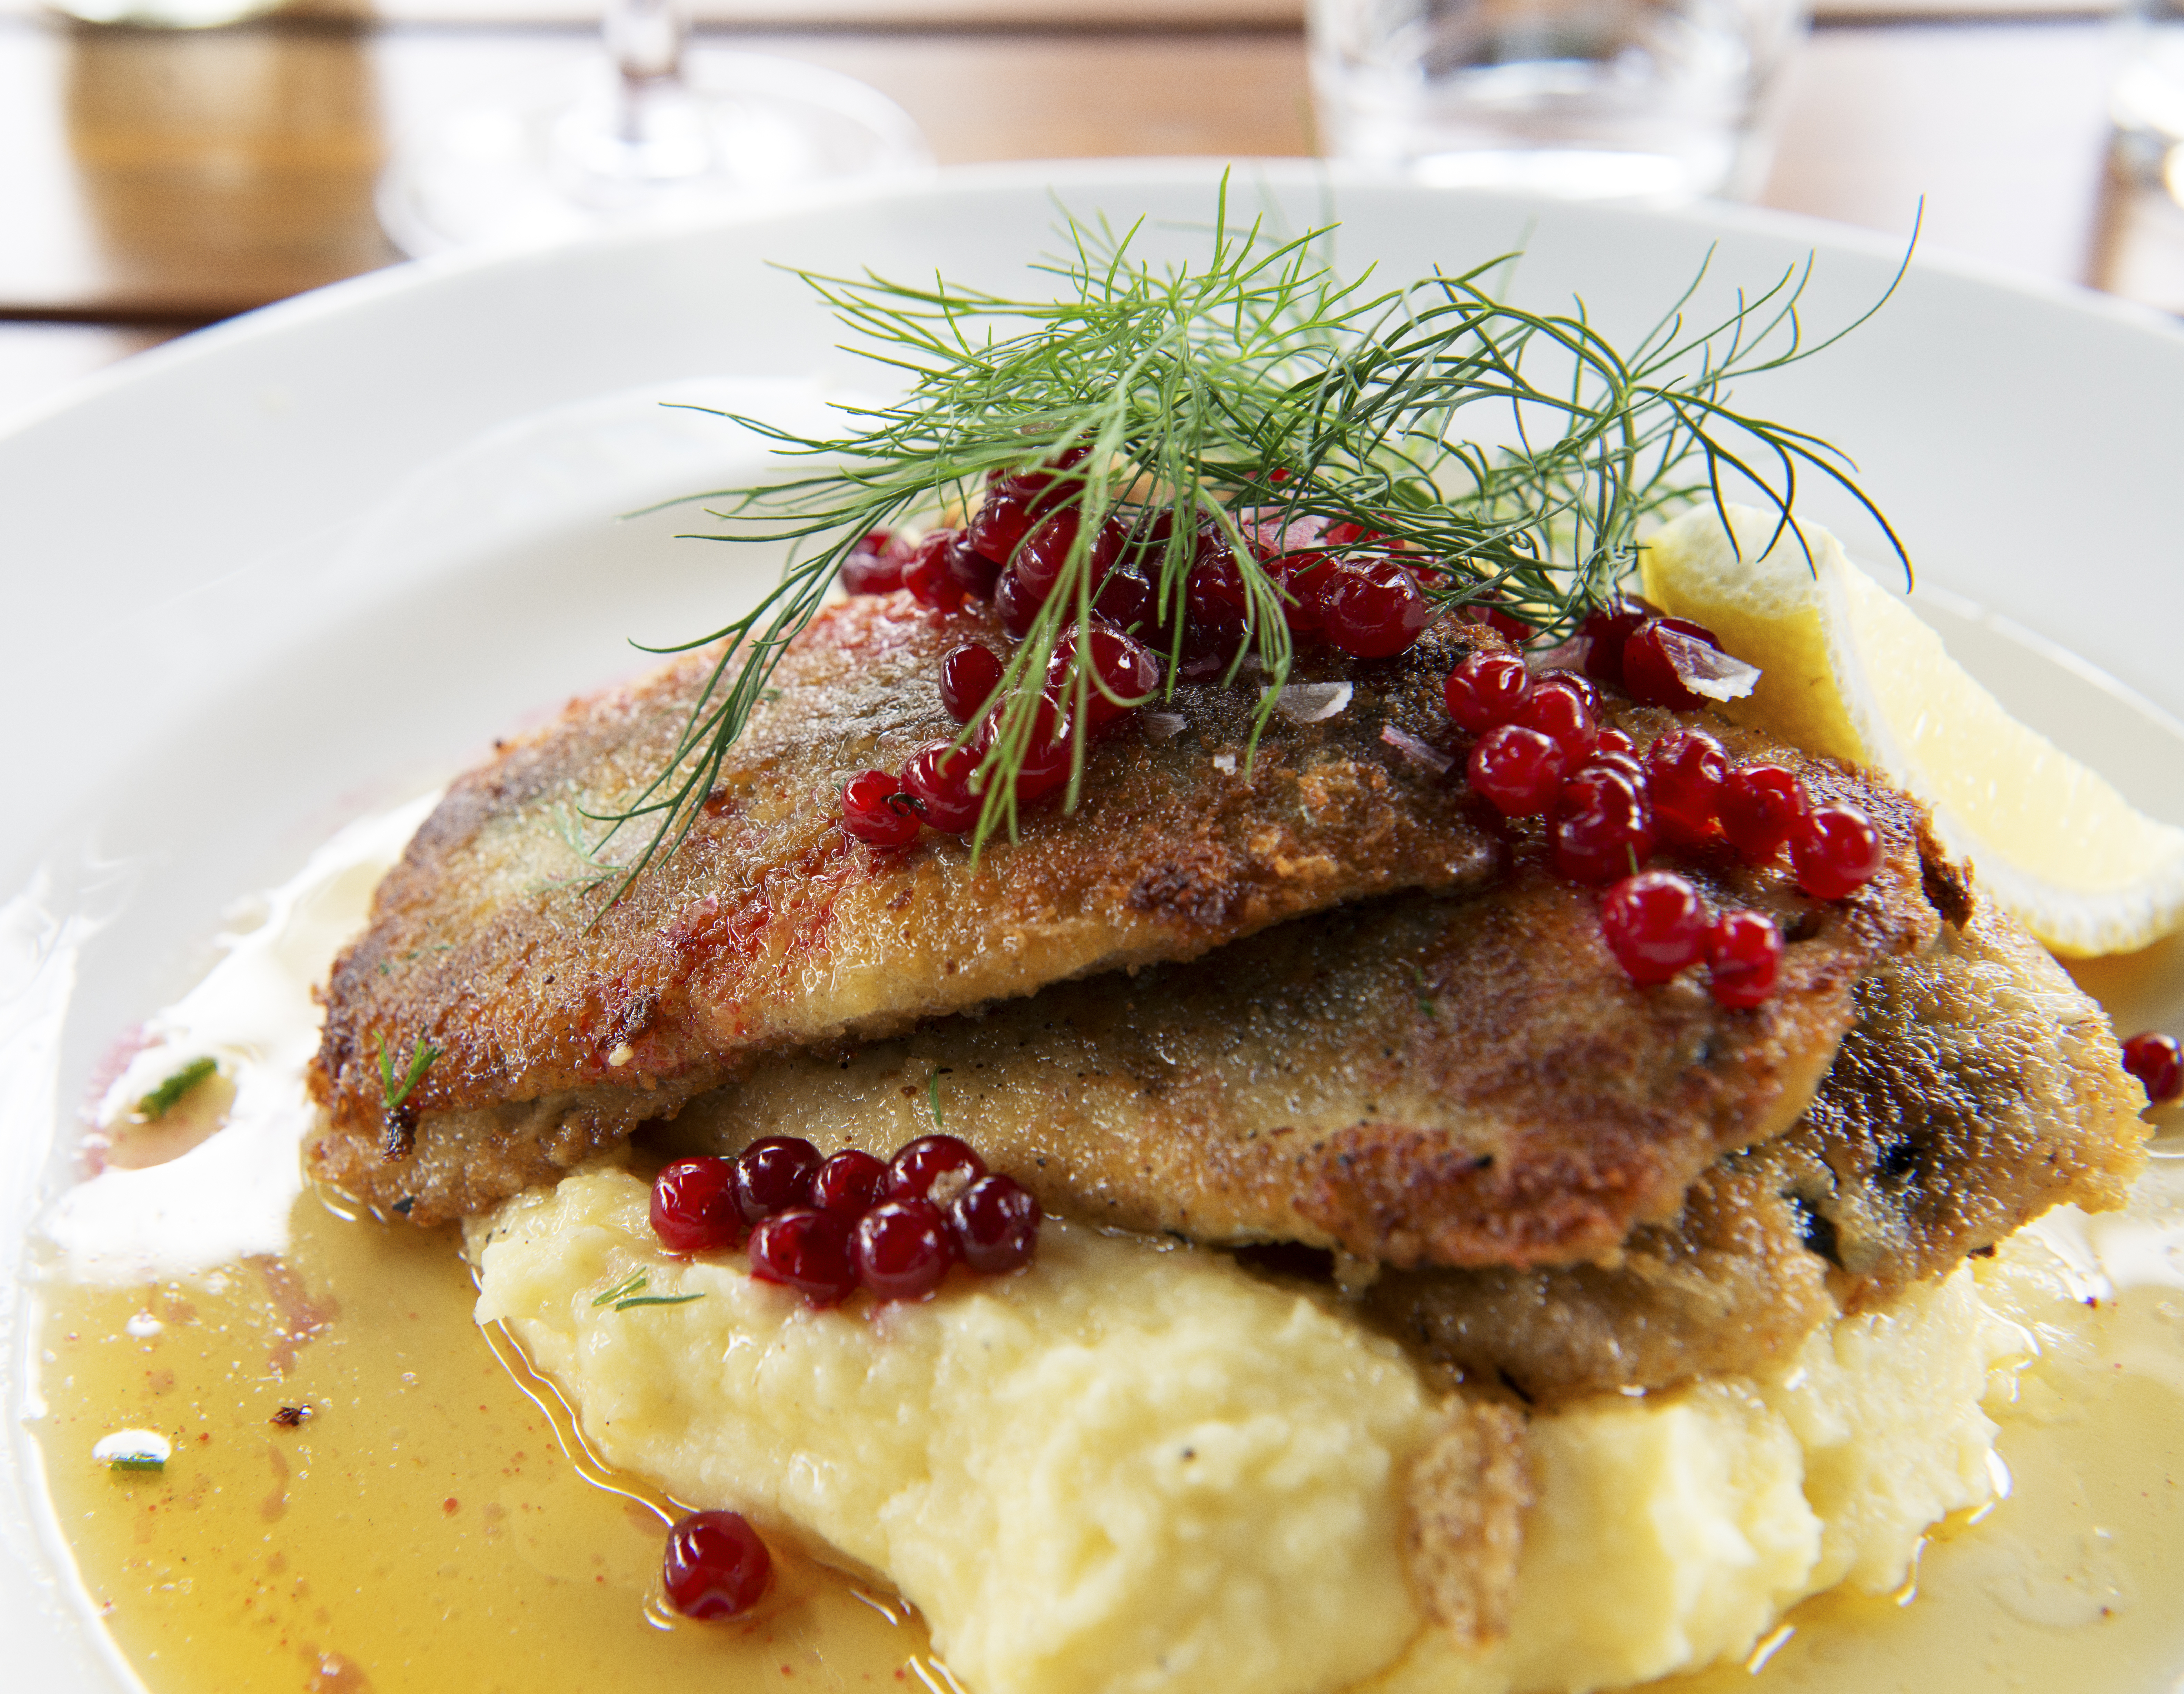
[
  {"x1": 472, "y1": 1162, "x2": 2055, "y2": 1694},
  {"x1": 472, "y1": 1165, "x2": 1438, "y2": 1694}
]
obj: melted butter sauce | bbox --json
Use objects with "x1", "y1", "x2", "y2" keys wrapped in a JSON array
[
  {"x1": 29, "y1": 1174, "x2": 2184, "y2": 1693},
  {"x1": 1660, "y1": 1268, "x2": 2184, "y2": 1693},
  {"x1": 27, "y1": 1195, "x2": 943, "y2": 1693}
]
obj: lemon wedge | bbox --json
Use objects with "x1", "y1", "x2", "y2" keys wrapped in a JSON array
[{"x1": 1640, "y1": 504, "x2": 2184, "y2": 957}]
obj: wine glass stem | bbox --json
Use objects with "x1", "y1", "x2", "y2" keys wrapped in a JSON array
[{"x1": 604, "y1": 0, "x2": 687, "y2": 143}]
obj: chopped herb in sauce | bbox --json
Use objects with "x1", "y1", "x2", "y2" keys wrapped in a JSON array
[{"x1": 136, "y1": 1056, "x2": 217, "y2": 1121}]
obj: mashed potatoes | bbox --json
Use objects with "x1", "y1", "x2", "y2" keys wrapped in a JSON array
[
  {"x1": 471, "y1": 1162, "x2": 2046, "y2": 1694},
  {"x1": 472, "y1": 1164, "x2": 1437, "y2": 1694}
]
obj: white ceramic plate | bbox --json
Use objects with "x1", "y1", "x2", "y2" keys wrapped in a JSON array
[{"x1": 6, "y1": 160, "x2": 2184, "y2": 1692}]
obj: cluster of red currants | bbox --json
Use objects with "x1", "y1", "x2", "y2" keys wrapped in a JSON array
[
  {"x1": 2122, "y1": 1031, "x2": 2184, "y2": 1104},
  {"x1": 1442, "y1": 612, "x2": 1884, "y2": 1007},
  {"x1": 649, "y1": 1132, "x2": 1041, "y2": 1307},
  {"x1": 839, "y1": 620, "x2": 1163, "y2": 844},
  {"x1": 845, "y1": 456, "x2": 1443, "y2": 664},
  {"x1": 836, "y1": 461, "x2": 1451, "y2": 845}
]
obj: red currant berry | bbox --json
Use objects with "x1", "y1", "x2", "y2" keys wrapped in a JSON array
[
  {"x1": 854, "y1": 1198, "x2": 958, "y2": 1301},
  {"x1": 1717, "y1": 763, "x2": 1810, "y2": 864},
  {"x1": 1792, "y1": 804, "x2": 1885, "y2": 899},
  {"x1": 2122, "y1": 1032, "x2": 2184, "y2": 1104},
  {"x1": 1320, "y1": 558, "x2": 1436, "y2": 658},
  {"x1": 965, "y1": 488, "x2": 1034, "y2": 567},
  {"x1": 1552, "y1": 766, "x2": 1655, "y2": 885},
  {"x1": 1000, "y1": 443, "x2": 1093, "y2": 516},
  {"x1": 1186, "y1": 537, "x2": 1250, "y2": 628},
  {"x1": 1707, "y1": 910, "x2": 1784, "y2": 1008},
  {"x1": 1621, "y1": 617, "x2": 1727, "y2": 711},
  {"x1": 902, "y1": 530, "x2": 967, "y2": 610},
  {"x1": 1600, "y1": 870, "x2": 1708, "y2": 985},
  {"x1": 1094, "y1": 561, "x2": 1158, "y2": 634},
  {"x1": 1582, "y1": 748, "x2": 1648, "y2": 789},
  {"x1": 732, "y1": 1136, "x2": 822, "y2": 1224},
  {"x1": 1536, "y1": 670, "x2": 1599, "y2": 710},
  {"x1": 747, "y1": 1206, "x2": 857, "y2": 1305},
  {"x1": 1516, "y1": 676, "x2": 1599, "y2": 764},
  {"x1": 996, "y1": 567, "x2": 1039, "y2": 638},
  {"x1": 1576, "y1": 596, "x2": 1658, "y2": 689},
  {"x1": 650, "y1": 1157, "x2": 742, "y2": 1253},
  {"x1": 1646, "y1": 729, "x2": 1729, "y2": 846},
  {"x1": 840, "y1": 532, "x2": 905, "y2": 595},
  {"x1": 945, "y1": 541, "x2": 1003, "y2": 603},
  {"x1": 887, "y1": 1134, "x2": 987, "y2": 1206},
  {"x1": 997, "y1": 694, "x2": 1078, "y2": 802},
  {"x1": 1468, "y1": 725, "x2": 1568, "y2": 817},
  {"x1": 949, "y1": 1174, "x2": 1042, "y2": 1274},
  {"x1": 900, "y1": 739, "x2": 985, "y2": 834},
  {"x1": 1015, "y1": 510, "x2": 1123, "y2": 606},
  {"x1": 1051, "y1": 624, "x2": 1162, "y2": 724},
  {"x1": 1443, "y1": 651, "x2": 1534, "y2": 734},
  {"x1": 940, "y1": 643, "x2": 1006, "y2": 724},
  {"x1": 1264, "y1": 549, "x2": 1336, "y2": 632},
  {"x1": 1122, "y1": 506, "x2": 1177, "y2": 567},
  {"x1": 662, "y1": 1511, "x2": 772, "y2": 1621},
  {"x1": 840, "y1": 770, "x2": 922, "y2": 847},
  {"x1": 812, "y1": 1149, "x2": 888, "y2": 1216}
]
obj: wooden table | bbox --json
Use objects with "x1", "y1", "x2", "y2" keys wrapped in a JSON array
[{"x1": 4, "y1": 0, "x2": 2181, "y2": 426}]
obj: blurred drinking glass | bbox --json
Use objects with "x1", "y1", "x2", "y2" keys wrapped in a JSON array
[
  {"x1": 1309, "y1": 0, "x2": 1808, "y2": 201},
  {"x1": 2113, "y1": 0, "x2": 2184, "y2": 196},
  {"x1": 377, "y1": 0, "x2": 930, "y2": 257}
]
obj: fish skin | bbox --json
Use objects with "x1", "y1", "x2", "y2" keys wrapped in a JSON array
[
  {"x1": 1369, "y1": 888, "x2": 2146, "y2": 1403},
  {"x1": 671, "y1": 751, "x2": 1942, "y2": 1270},
  {"x1": 308, "y1": 594, "x2": 1505, "y2": 1219}
]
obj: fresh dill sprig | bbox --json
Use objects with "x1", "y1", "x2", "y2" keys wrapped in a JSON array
[
  {"x1": 593, "y1": 1269, "x2": 650, "y2": 1306},
  {"x1": 376, "y1": 1035, "x2": 442, "y2": 1110},
  {"x1": 588, "y1": 183, "x2": 1909, "y2": 897},
  {"x1": 590, "y1": 1268, "x2": 704, "y2": 1312}
]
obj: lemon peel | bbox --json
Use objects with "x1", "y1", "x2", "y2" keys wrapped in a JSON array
[{"x1": 1641, "y1": 504, "x2": 2184, "y2": 957}]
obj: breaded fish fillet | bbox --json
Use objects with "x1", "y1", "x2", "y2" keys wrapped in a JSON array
[
  {"x1": 669, "y1": 746, "x2": 1947, "y2": 1269},
  {"x1": 311, "y1": 598, "x2": 1504, "y2": 1220},
  {"x1": 666, "y1": 861, "x2": 2139, "y2": 1404},
  {"x1": 1369, "y1": 890, "x2": 2144, "y2": 1403}
]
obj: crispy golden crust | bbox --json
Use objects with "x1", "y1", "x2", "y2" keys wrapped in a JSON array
[
  {"x1": 1402, "y1": 1402, "x2": 1532, "y2": 1648},
  {"x1": 1365, "y1": 1153, "x2": 1837, "y2": 1405},
  {"x1": 1370, "y1": 889, "x2": 2147, "y2": 1403},
  {"x1": 309, "y1": 599, "x2": 1507, "y2": 1219},
  {"x1": 668, "y1": 775, "x2": 1938, "y2": 1268},
  {"x1": 1769, "y1": 887, "x2": 2146, "y2": 1307}
]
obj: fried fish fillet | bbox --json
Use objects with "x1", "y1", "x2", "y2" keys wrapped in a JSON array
[
  {"x1": 664, "y1": 843, "x2": 2140, "y2": 1404},
  {"x1": 310, "y1": 598, "x2": 1505, "y2": 1221},
  {"x1": 669, "y1": 744, "x2": 1946, "y2": 1269},
  {"x1": 1368, "y1": 889, "x2": 2145, "y2": 1403}
]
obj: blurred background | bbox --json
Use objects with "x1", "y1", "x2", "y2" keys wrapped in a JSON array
[{"x1": 5, "y1": 0, "x2": 2184, "y2": 426}]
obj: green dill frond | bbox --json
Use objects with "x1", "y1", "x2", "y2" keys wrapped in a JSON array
[
  {"x1": 593, "y1": 1269, "x2": 649, "y2": 1306},
  {"x1": 588, "y1": 182, "x2": 1908, "y2": 899},
  {"x1": 136, "y1": 1056, "x2": 218, "y2": 1121},
  {"x1": 376, "y1": 1035, "x2": 442, "y2": 1110}
]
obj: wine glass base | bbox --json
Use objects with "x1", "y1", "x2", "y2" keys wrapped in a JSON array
[{"x1": 377, "y1": 50, "x2": 934, "y2": 258}]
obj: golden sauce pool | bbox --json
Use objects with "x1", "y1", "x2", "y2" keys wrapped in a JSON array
[
  {"x1": 27, "y1": 1191, "x2": 945, "y2": 1693},
  {"x1": 27, "y1": 1173, "x2": 2184, "y2": 1694}
]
